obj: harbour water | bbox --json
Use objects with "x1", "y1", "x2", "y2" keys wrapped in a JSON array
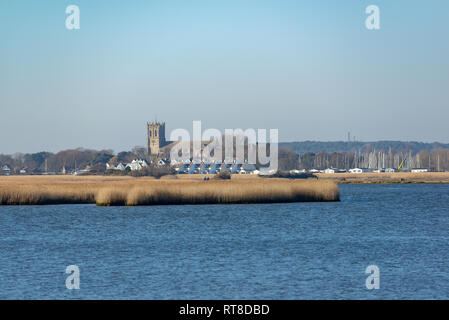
[{"x1": 0, "y1": 184, "x2": 448, "y2": 299}]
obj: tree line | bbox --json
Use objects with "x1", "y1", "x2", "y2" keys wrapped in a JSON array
[
  {"x1": 0, "y1": 147, "x2": 147, "y2": 174},
  {"x1": 2, "y1": 145, "x2": 449, "y2": 174}
]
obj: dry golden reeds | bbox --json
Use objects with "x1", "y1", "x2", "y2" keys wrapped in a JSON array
[
  {"x1": 0, "y1": 176, "x2": 339, "y2": 206},
  {"x1": 98, "y1": 179, "x2": 339, "y2": 206}
]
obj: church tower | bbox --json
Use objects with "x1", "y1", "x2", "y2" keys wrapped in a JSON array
[{"x1": 147, "y1": 121, "x2": 166, "y2": 156}]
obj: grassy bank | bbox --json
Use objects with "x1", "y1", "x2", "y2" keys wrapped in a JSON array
[{"x1": 0, "y1": 176, "x2": 339, "y2": 206}]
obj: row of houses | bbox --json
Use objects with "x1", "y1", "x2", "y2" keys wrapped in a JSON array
[
  {"x1": 106, "y1": 159, "x2": 152, "y2": 172},
  {"x1": 175, "y1": 161, "x2": 259, "y2": 175},
  {"x1": 105, "y1": 158, "x2": 261, "y2": 175},
  {"x1": 1, "y1": 160, "x2": 435, "y2": 176}
]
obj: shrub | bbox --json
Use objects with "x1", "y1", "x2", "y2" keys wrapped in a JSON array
[
  {"x1": 214, "y1": 170, "x2": 231, "y2": 180},
  {"x1": 262, "y1": 170, "x2": 317, "y2": 179}
]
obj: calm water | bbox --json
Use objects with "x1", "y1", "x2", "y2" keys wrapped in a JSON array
[{"x1": 0, "y1": 184, "x2": 448, "y2": 299}]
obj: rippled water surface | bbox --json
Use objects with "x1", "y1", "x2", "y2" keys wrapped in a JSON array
[{"x1": 1, "y1": 184, "x2": 449, "y2": 299}]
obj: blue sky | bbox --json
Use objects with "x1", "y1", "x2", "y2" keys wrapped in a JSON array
[{"x1": 1, "y1": 0, "x2": 448, "y2": 153}]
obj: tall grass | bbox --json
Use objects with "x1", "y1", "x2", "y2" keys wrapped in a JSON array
[
  {"x1": 120, "y1": 180, "x2": 339, "y2": 206},
  {"x1": 0, "y1": 176, "x2": 339, "y2": 206}
]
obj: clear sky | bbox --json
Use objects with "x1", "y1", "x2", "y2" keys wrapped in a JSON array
[{"x1": 1, "y1": 0, "x2": 448, "y2": 154}]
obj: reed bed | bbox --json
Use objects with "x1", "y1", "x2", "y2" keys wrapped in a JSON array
[{"x1": 0, "y1": 176, "x2": 339, "y2": 206}]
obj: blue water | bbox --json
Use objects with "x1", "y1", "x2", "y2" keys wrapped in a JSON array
[{"x1": 0, "y1": 184, "x2": 448, "y2": 299}]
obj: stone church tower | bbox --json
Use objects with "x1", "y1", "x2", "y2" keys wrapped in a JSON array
[{"x1": 147, "y1": 121, "x2": 166, "y2": 156}]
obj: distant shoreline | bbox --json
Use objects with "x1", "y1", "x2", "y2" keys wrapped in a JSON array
[
  {"x1": 314, "y1": 172, "x2": 449, "y2": 185},
  {"x1": 173, "y1": 172, "x2": 449, "y2": 184}
]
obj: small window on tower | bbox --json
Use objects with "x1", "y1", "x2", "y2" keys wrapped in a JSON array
[
  {"x1": 155, "y1": 130, "x2": 157, "y2": 137},
  {"x1": 149, "y1": 131, "x2": 152, "y2": 137}
]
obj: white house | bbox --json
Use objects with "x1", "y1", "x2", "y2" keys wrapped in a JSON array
[
  {"x1": 385, "y1": 168, "x2": 398, "y2": 173},
  {"x1": 290, "y1": 169, "x2": 306, "y2": 174},
  {"x1": 126, "y1": 159, "x2": 148, "y2": 171},
  {"x1": 106, "y1": 163, "x2": 126, "y2": 171},
  {"x1": 411, "y1": 168, "x2": 431, "y2": 173},
  {"x1": 115, "y1": 163, "x2": 126, "y2": 171},
  {"x1": 1, "y1": 165, "x2": 11, "y2": 175},
  {"x1": 349, "y1": 168, "x2": 372, "y2": 174},
  {"x1": 324, "y1": 168, "x2": 337, "y2": 174}
]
